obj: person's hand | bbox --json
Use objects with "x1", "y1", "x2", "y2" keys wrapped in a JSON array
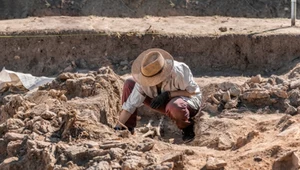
[{"x1": 150, "y1": 91, "x2": 171, "y2": 109}]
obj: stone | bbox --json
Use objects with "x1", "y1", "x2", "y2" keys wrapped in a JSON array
[
  {"x1": 127, "y1": 150, "x2": 143, "y2": 157},
  {"x1": 122, "y1": 159, "x2": 140, "y2": 170},
  {"x1": 286, "y1": 106, "x2": 297, "y2": 116},
  {"x1": 87, "y1": 161, "x2": 111, "y2": 170},
  {"x1": 0, "y1": 157, "x2": 18, "y2": 170},
  {"x1": 234, "y1": 130, "x2": 259, "y2": 149},
  {"x1": 161, "y1": 152, "x2": 184, "y2": 163},
  {"x1": 229, "y1": 86, "x2": 241, "y2": 97},
  {"x1": 64, "y1": 145, "x2": 88, "y2": 161},
  {"x1": 83, "y1": 141, "x2": 100, "y2": 148},
  {"x1": 218, "y1": 82, "x2": 238, "y2": 91},
  {"x1": 162, "y1": 162, "x2": 174, "y2": 169},
  {"x1": 206, "y1": 156, "x2": 227, "y2": 169},
  {"x1": 7, "y1": 140, "x2": 22, "y2": 157},
  {"x1": 297, "y1": 106, "x2": 300, "y2": 115},
  {"x1": 31, "y1": 104, "x2": 48, "y2": 117},
  {"x1": 6, "y1": 119, "x2": 25, "y2": 130},
  {"x1": 95, "y1": 161, "x2": 110, "y2": 170},
  {"x1": 136, "y1": 139, "x2": 154, "y2": 152},
  {"x1": 32, "y1": 119, "x2": 52, "y2": 134},
  {"x1": 93, "y1": 154, "x2": 111, "y2": 162},
  {"x1": 65, "y1": 145, "x2": 109, "y2": 163},
  {"x1": 0, "y1": 123, "x2": 7, "y2": 135},
  {"x1": 4, "y1": 132, "x2": 26, "y2": 141},
  {"x1": 290, "y1": 79, "x2": 300, "y2": 89},
  {"x1": 289, "y1": 89, "x2": 300, "y2": 106},
  {"x1": 242, "y1": 90, "x2": 269, "y2": 100},
  {"x1": 250, "y1": 74, "x2": 262, "y2": 84},
  {"x1": 273, "y1": 89, "x2": 288, "y2": 98},
  {"x1": 100, "y1": 142, "x2": 126, "y2": 149},
  {"x1": 145, "y1": 153, "x2": 157, "y2": 164},
  {"x1": 58, "y1": 73, "x2": 73, "y2": 80},
  {"x1": 273, "y1": 151, "x2": 300, "y2": 170},
  {"x1": 36, "y1": 140, "x2": 51, "y2": 149},
  {"x1": 57, "y1": 153, "x2": 68, "y2": 165},
  {"x1": 109, "y1": 148, "x2": 125, "y2": 160},
  {"x1": 111, "y1": 161, "x2": 122, "y2": 169},
  {"x1": 217, "y1": 135, "x2": 234, "y2": 150},
  {"x1": 41, "y1": 110, "x2": 57, "y2": 120}
]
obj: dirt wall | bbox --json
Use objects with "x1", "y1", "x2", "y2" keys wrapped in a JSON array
[
  {"x1": 1, "y1": 33, "x2": 300, "y2": 77},
  {"x1": 0, "y1": 0, "x2": 298, "y2": 19}
]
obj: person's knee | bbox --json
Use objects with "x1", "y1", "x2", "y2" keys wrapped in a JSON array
[
  {"x1": 165, "y1": 97, "x2": 188, "y2": 120},
  {"x1": 165, "y1": 98, "x2": 180, "y2": 113}
]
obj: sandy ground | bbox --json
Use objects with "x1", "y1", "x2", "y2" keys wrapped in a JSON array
[
  {"x1": 1, "y1": 16, "x2": 300, "y2": 170},
  {"x1": 0, "y1": 16, "x2": 300, "y2": 36}
]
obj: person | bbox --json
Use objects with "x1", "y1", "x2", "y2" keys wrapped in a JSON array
[{"x1": 114, "y1": 48, "x2": 202, "y2": 142}]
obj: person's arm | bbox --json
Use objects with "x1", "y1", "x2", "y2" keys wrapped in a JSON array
[
  {"x1": 115, "y1": 109, "x2": 132, "y2": 128},
  {"x1": 115, "y1": 83, "x2": 146, "y2": 129}
]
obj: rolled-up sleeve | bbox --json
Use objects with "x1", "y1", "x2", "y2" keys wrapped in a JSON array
[{"x1": 122, "y1": 83, "x2": 146, "y2": 114}]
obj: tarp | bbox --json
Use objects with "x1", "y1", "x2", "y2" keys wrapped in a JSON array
[{"x1": 0, "y1": 67, "x2": 54, "y2": 91}]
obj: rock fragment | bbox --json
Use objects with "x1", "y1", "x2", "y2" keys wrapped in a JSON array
[
  {"x1": 206, "y1": 156, "x2": 227, "y2": 170},
  {"x1": 273, "y1": 151, "x2": 300, "y2": 170}
]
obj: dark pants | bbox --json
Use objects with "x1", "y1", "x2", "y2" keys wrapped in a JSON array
[{"x1": 123, "y1": 78, "x2": 199, "y2": 129}]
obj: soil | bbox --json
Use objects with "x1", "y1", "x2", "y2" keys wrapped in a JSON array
[
  {"x1": 0, "y1": 0, "x2": 299, "y2": 19},
  {"x1": 0, "y1": 16, "x2": 300, "y2": 78},
  {"x1": 1, "y1": 63, "x2": 300, "y2": 170},
  {"x1": 1, "y1": 3, "x2": 300, "y2": 170}
]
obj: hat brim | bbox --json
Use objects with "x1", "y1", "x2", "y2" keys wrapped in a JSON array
[{"x1": 131, "y1": 48, "x2": 174, "y2": 86}]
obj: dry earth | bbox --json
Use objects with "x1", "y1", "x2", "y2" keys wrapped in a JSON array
[
  {"x1": 1, "y1": 63, "x2": 300, "y2": 170},
  {"x1": 1, "y1": 16, "x2": 300, "y2": 77},
  {"x1": 1, "y1": 15, "x2": 300, "y2": 170},
  {"x1": 0, "y1": 0, "x2": 298, "y2": 19}
]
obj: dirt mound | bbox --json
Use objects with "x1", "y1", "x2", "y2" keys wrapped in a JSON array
[
  {"x1": 191, "y1": 66, "x2": 300, "y2": 151},
  {"x1": 0, "y1": 67, "x2": 123, "y2": 169},
  {"x1": 0, "y1": 67, "x2": 197, "y2": 170},
  {"x1": 0, "y1": 0, "x2": 296, "y2": 19},
  {"x1": 2, "y1": 65, "x2": 300, "y2": 169}
]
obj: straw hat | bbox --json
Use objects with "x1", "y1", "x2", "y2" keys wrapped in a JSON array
[{"x1": 131, "y1": 48, "x2": 174, "y2": 86}]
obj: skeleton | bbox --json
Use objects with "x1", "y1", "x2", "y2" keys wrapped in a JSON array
[{"x1": 139, "y1": 116, "x2": 165, "y2": 139}]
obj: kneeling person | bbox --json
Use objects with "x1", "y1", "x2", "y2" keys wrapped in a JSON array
[{"x1": 115, "y1": 48, "x2": 202, "y2": 142}]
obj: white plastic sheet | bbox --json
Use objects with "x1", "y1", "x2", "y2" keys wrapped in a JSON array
[{"x1": 0, "y1": 67, "x2": 54, "y2": 91}]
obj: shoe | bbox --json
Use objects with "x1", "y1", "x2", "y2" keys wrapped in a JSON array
[
  {"x1": 128, "y1": 127, "x2": 135, "y2": 135},
  {"x1": 182, "y1": 124, "x2": 195, "y2": 142}
]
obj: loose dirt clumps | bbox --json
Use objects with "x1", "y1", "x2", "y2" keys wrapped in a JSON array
[
  {"x1": 2, "y1": 66, "x2": 300, "y2": 169},
  {"x1": 0, "y1": 67, "x2": 124, "y2": 169},
  {"x1": 0, "y1": 67, "x2": 196, "y2": 170},
  {"x1": 203, "y1": 69, "x2": 300, "y2": 116}
]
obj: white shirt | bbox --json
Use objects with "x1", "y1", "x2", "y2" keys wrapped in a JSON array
[{"x1": 122, "y1": 61, "x2": 202, "y2": 114}]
